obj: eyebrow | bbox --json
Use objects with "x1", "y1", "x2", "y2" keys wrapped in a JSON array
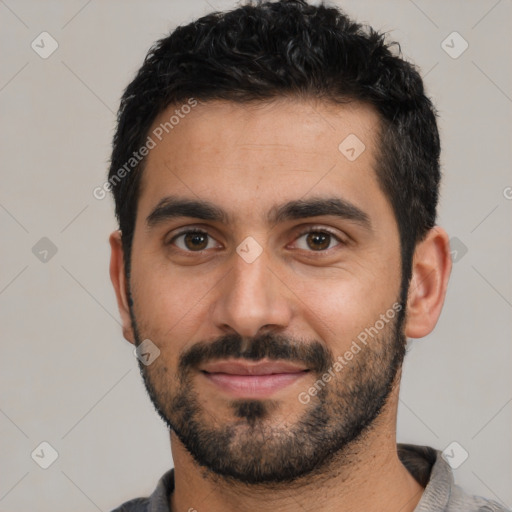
[
  {"x1": 145, "y1": 195, "x2": 371, "y2": 231},
  {"x1": 268, "y1": 197, "x2": 371, "y2": 230},
  {"x1": 146, "y1": 196, "x2": 229, "y2": 228}
]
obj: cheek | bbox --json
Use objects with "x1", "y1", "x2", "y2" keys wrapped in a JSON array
[
  {"x1": 129, "y1": 262, "x2": 219, "y2": 344},
  {"x1": 294, "y1": 263, "x2": 400, "y2": 349}
]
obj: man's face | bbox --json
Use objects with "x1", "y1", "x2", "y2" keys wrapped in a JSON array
[{"x1": 125, "y1": 99, "x2": 405, "y2": 483}]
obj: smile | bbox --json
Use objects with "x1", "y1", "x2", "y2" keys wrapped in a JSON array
[{"x1": 200, "y1": 359, "x2": 310, "y2": 398}]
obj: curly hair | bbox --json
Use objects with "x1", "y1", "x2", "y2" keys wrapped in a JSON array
[{"x1": 108, "y1": 0, "x2": 440, "y2": 292}]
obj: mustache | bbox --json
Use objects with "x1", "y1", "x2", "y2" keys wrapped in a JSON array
[{"x1": 178, "y1": 332, "x2": 333, "y2": 376}]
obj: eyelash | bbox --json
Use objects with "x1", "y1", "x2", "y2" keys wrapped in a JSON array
[
  {"x1": 289, "y1": 227, "x2": 345, "y2": 253},
  {"x1": 168, "y1": 227, "x2": 346, "y2": 254}
]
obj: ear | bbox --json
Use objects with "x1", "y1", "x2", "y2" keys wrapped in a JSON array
[
  {"x1": 405, "y1": 226, "x2": 452, "y2": 339},
  {"x1": 109, "y1": 230, "x2": 136, "y2": 344}
]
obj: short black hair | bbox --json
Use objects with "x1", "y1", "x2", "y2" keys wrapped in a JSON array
[{"x1": 109, "y1": 0, "x2": 440, "y2": 295}]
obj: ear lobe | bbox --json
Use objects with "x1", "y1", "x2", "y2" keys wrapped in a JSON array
[
  {"x1": 109, "y1": 230, "x2": 136, "y2": 344},
  {"x1": 404, "y1": 226, "x2": 452, "y2": 339}
]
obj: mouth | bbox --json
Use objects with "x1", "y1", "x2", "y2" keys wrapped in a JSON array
[{"x1": 199, "y1": 359, "x2": 310, "y2": 398}]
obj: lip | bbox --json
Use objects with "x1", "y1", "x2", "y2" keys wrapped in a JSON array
[
  {"x1": 201, "y1": 359, "x2": 308, "y2": 375},
  {"x1": 200, "y1": 359, "x2": 309, "y2": 398}
]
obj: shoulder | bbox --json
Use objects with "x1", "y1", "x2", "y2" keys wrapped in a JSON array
[
  {"x1": 110, "y1": 497, "x2": 149, "y2": 512},
  {"x1": 447, "y1": 484, "x2": 510, "y2": 512},
  {"x1": 110, "y1": 468, "x2": 175, "y2": 512},
  {"x1": 397, "y1": 444, "x2": 510, "y2": 512}
]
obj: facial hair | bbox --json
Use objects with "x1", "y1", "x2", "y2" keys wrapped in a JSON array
[{"x1": 128, "y1": 292, "x2": 407, "y2": 485}]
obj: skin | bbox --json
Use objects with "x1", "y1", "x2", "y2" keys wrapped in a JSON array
[{"x1": 109, "y1": 98, "x2": 452, "y2": 512}]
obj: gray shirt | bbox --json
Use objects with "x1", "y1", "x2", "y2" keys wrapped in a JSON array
[{"x1": 111, "y1": 444, "x2": 509, "y2": 511}]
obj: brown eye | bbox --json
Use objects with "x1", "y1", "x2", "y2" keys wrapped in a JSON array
[
  {"x1": 184, "y1": 232, "x2": 208, "y2": 250},
  {"x1": 293, "y1": 229, "x2": 343, "y2": 252},
  {"x1": 306, "y1": 232, "x2": 331, "y2": 251},
  {"x1": 171, "y1": 230, "x2": 217, "y2": 251}
]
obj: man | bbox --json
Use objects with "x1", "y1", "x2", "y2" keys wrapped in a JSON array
[{"x1": 107, "y1": 1, "x2": 507, "y2": 511}]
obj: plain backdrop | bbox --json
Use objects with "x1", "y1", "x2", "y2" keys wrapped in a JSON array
[{"x1": 0, "y1": 1, "x2": 511, "y2": 510}]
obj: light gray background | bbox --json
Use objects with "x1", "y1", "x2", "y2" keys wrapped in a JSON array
[{"x1": 1, "y1": 1, "x2": 511, "y2": 510}]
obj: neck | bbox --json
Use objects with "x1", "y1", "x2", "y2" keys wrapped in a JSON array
[{"x1": 169, "y1": 385, "x2": 424, "y2": 512}]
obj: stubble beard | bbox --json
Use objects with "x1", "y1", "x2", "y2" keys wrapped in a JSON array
[{"x1": 129, "y1": 300, "x2": 407, "y2": 485}]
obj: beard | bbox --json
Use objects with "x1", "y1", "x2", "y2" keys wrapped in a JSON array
[{"x1": 129, "y1": 299, "x2": 407, "y2": 486}]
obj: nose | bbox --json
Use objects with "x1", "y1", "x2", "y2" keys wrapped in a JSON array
[{"x1": 211, "y1": 247, "x2": 293, "y2": 338}]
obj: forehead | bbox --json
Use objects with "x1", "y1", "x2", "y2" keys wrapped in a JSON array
[{"x1": 136, "y1": 98, "x2": 386, "y2": 226}]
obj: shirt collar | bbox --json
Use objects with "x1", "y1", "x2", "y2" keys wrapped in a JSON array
[{"x1": 147, "y1": 443, "x2": 446, "y2": 511}]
